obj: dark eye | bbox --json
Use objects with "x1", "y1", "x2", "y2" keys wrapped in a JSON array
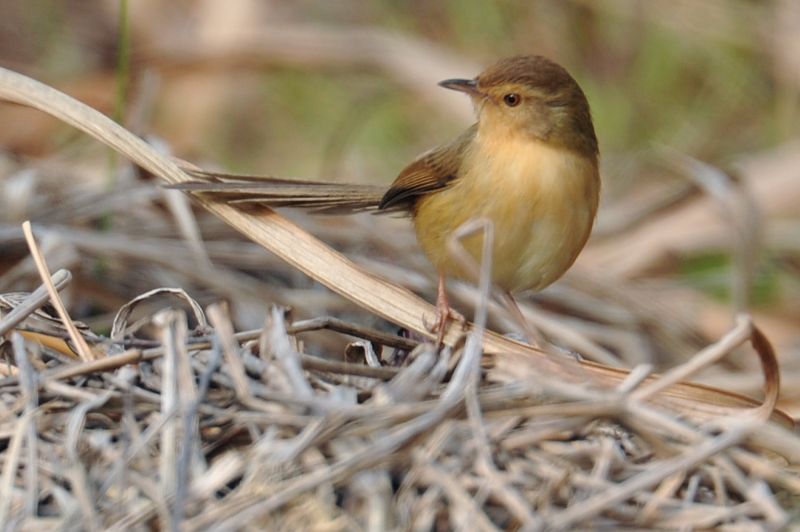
[{"x1": 503, "y1": 93, "x2": 521, "y2": 107}]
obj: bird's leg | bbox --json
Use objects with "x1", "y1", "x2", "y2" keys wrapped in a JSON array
[
  {"x1": 434, "y1": 272, "x2": 451, "y2": 344},
  {"x1": 423, "y1": 272, "x2": 462, "y2": 345},
  {"x1": 502, "y1": 291, "x2": 545, "y2": 348}
]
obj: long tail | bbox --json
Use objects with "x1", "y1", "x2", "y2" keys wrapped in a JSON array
[{"x1": 170, "y1": 168, "x2": 389, "y2": 214}]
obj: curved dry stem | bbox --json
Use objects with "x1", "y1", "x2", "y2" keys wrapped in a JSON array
[{"x1": 0, "y1": 66, "x2": 789, "y2": 427}]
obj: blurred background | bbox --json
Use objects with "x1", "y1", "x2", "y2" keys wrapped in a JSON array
[{"x1": 0, "y1": 0, "x2": 798, "y2": 414}]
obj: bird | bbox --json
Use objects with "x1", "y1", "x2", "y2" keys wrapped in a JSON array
[{"x1": 174, "y1": 55, "x2": 600, "y2": 343}]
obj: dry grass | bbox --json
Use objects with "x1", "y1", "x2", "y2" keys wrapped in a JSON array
[
  {"x1": 0, "y1": 268, "x2": 798, "y2": 530},
  {"x1": 0, "y1": 62, "x2": 799, "y2": 531}
]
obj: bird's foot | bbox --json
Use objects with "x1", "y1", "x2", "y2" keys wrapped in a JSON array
[
  {"x1": 423, "y1": 284, "x2": 465, "y2": 346},
  {"x1": 423, "y1": 306, "x2": 465, "y2": 347}
]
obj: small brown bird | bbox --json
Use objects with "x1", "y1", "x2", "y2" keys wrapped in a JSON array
[{"x1": 177, "y1": 55, "x2": 600, "y2": 340}]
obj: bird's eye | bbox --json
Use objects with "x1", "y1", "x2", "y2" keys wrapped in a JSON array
[{"x1": 503, "y1": 93, "x2": 521, "y2": 107}]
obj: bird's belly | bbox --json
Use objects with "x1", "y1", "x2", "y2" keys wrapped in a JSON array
[{"x1": 413, "y1": 142, "x2": 598, "y2": 293}]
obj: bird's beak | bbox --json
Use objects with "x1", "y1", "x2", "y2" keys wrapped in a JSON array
[{"x1": 438, "y1": 78, "x2": 481, "y2": 96}]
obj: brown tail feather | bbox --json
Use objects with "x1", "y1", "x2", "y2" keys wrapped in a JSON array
[{"x1": 169, "y1": 169, "x2": 391, "y2": 214}]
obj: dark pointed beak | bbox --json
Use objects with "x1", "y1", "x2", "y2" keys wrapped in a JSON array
[{"x1": 438, "y1": 78, "x2": 481, "y2": 96}]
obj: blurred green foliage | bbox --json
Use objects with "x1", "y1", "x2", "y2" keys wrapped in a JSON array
[
  {"x1": 203, "y1": 1, "x2": 790, "y2": 183},
  {"x1": 5, "y1": 1, "x2": 793, "y2": 178},
  {"x1": 678, "y1": 253, "x2": 781, "y2": 307}
]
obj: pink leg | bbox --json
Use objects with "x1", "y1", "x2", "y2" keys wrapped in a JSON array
[{"x1": 429, "y1": 271, "x2": 458, "y2": 345}]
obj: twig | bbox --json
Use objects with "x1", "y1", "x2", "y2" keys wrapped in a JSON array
[
  {"x1": 0, "y1": 269, "x2": 71, "y2": 336},
  {"x1": 546, "y1": 420, "x2": 758, "y2": 529},
  {"x1": 21, "y1": 222, "x2": 96, "y2": 361}
]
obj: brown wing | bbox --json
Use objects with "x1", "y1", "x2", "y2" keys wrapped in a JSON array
[{"x1": 378, "y1": 123, "x2": 477, "y2": 210}]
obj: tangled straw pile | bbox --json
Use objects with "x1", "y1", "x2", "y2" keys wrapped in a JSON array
[{"x1": 1, "y1": 269, "x2": 798, "y2": 529}]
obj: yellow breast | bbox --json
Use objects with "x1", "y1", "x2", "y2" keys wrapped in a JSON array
[{"x1": 413, "y1": 133, "x2": 599, "y2": 292}]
